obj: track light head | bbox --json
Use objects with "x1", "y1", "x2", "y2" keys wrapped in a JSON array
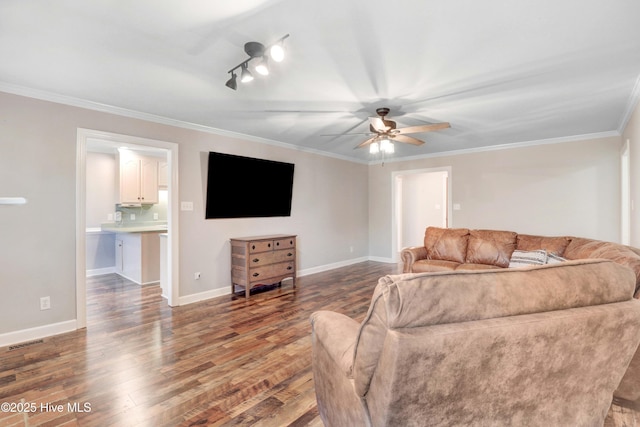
[
  {"x1": 240, "y1": 63, "x2": 254, "y2": 83},
  {"x1": 225, "y1": 72, "x2": 238, "y2": 90},
  {"x1": 255, "y1": 56, "x2": 269, "y2": 76},
  {"x1": 270, "y1": 44, "x2": 285, "y2": 62}
]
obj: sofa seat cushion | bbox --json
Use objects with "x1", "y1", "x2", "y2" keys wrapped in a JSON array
[
  {"x1": 516, "y1": 234, "x2": 572, "y2": 256},
  {"x1": 412, "y1": 259, "x2": 459, "y2": 272},
  {"x1": 424, "y1": 227, "x2": 470, "y2": 264},
  {"x1": 466, "y1": 229, "x2": 517, "y2": 267}
]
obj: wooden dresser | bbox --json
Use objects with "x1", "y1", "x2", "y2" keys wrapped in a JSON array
[{"x1": 230, "y1": 234, "x2": 297, "y2": 298}]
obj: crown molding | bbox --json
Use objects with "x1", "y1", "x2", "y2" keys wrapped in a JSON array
[
  {"x1": 369, "y1": 130, "x2": 621, "y2": 165},
  {"x1": 0, "y1": 82, "x2": 368, "y2": 165},
  {"x1": 0, "y1": 81, "x2": 624, "y2": 167},
  {"x1": 618, "y1": 73, "x2": 640, "y2": 134}
]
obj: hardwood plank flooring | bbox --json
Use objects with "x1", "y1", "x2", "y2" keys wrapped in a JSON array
[{"x1": 0, "y1": 261, "x2": 638, "y2": 426}]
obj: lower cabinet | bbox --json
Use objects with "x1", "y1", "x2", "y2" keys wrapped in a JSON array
[{"x1": 115, "y1": 231, "x2": 161, "y2": 285}]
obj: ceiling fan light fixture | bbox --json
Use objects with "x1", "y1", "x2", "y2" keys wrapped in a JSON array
[
  {"x1": 255, "y1": 56, "x2": 269, "y2": 76},
  {"x1": 380, "y1": 139, "x2": 394, "y2": 154},
  {"x1": 240, "y1": 63, "x2": 254, "y2": 83},
  {"x1": 369, "y1": 142, "x2": 380, "y2": 154}
]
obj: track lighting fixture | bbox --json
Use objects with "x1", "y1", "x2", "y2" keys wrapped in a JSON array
[{"x1": 225, "y1": 34, "x2": 289, "y2": 90}]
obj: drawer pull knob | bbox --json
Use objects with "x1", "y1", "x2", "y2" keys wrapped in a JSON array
[
  {"x1": 252, "y1": 245, "x2": 256, "y2": 250},
  {"x1": 276, "y1": 242, "x2": 280, "y2": 246},
  {"x1": 252, "y1": 258, "x2": 259, "y2": 263},
  {"x1": 253, "y1": 273, "x2": 260, "y2": 277},
  {"x1": 287, "y1": 266, "x2": 293, "y2": 270},
  {"x1": 287, "y1": 253, "x2": 293, "y2": 257}
]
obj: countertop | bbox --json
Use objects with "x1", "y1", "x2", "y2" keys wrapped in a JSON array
[{"x1": 101, "y1": 222, "x2": 168, "y2": 233}]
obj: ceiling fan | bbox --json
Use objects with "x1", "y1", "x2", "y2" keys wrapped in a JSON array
[{"x1": 354, "y1": 107, "x2": 450, "y2": 150}]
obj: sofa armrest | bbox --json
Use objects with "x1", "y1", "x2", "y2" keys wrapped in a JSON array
[
  {"x1": 400, "y1": 246, "x2": 428, "y2": 273},
  {"x1": 310, "y1": 310, "x2": 359, "y2": 377}
]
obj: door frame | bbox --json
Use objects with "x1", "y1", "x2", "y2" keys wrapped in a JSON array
[
  {"x1": 75, "y1": 128, "x2": 180, "y2": 328},
  {"x1": 391, "y1": 166, "x2": 452, "y2": 262}
]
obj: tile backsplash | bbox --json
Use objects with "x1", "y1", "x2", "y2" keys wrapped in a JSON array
[{"x1": 115, "y1": 190, "x2": 168, "y2": 225}]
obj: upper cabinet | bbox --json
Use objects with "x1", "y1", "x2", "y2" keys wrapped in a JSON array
[
  {"x1": 118, "y1": 151, "x2": 159, "y2": 205},
  {"x1": 158, "y1": 161, "x2": 168, "y2": 190}
]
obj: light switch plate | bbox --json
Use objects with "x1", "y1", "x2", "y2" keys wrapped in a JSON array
[{"x1": 181, "y1": 201, "x2": 194, "y2": 211}]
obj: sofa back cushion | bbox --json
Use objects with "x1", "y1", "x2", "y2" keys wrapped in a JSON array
[
  {"x1": 423, "y1": 227, "x2": 469, "y2": 264},
  {"x1": 516, "y1": 234, "x2": 572, "y2": 256},
  {"x1": 465, "y1": 229, "x2": 517, "y2": 267},
  {"x1": 565, "y1": 237, "x2": 640, "y2": 295},
  {"x1": 352, "y1": 259, "x2": 636, "y2": 397}
]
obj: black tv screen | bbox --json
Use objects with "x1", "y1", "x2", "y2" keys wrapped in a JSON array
[{"x1": 205, "y1": 152, "x2": 295, "y2": 219}]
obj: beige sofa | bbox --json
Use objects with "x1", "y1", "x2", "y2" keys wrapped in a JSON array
[
  {"x1": 400, "y1": 227, "x2": 640, "y2": 407},
  {"x1": 311, "y1": 260, "x2": 640, "y2": 426}
]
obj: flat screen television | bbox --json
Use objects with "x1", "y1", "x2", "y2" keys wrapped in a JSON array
[{"x1": 205, "y1": 152, "x2": 295, "y2": 219}]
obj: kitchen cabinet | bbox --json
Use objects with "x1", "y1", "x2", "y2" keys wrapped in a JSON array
[
  {"x1": 115, "y1": 231, "x2": 161, "y2": 285},
  {"x1": 119, "y1": 152, "x2": 159, "y2": 205},
  {"x1": 158, "y1": 161, "x2": 168, "y2": 189}
]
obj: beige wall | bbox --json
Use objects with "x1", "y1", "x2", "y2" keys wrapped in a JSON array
[
  {"x1": 0, "y1": 91, "x2": 369, "y2": 335},
  {"x1": 623, "y1": 99, "x2": 640, "y2": 246},
  {"x1": 369, "y1": 136, "x2": 623, "y2": 259},
  {"x1": 0, "y1": 87, "x2": 635, "y2": 339}
]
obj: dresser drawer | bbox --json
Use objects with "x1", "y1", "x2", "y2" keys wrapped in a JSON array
[
  {"x1": 250, "y1": 249, "x2": 295, "y2": 267},
  {"x1": 249, "y1": 262, "x2": 295, "y2": 283},
  {"x1": 274, "y1": 237, "x2": 295, "y2": 250},
  {"x1": 249, "y1": 240, "x2": 274, "y2": 253}
]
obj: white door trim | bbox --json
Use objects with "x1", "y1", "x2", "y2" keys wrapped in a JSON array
[
  {"x1": 391, "y1": 166, "x2": 452, "y2": 263},
  {"x1": 76, "y1": 129, "x2": 180, "y2": 328}
]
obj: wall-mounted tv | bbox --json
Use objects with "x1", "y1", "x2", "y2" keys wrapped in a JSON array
[{"x1": 205, "y1": 152, "x2": 295, "y2": 219}]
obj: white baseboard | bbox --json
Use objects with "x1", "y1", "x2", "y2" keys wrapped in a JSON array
[
  {"x1": 86, "y1": 267, "x2": 116, "y2": 277},
  {"x1": 0, "y1": 320, "x2": 77, "y2": 348},
  {"x1": 298, "y1": 256, "x2": 370, "y2": 276},
  {"x1": 176, "y1": 256, "x2": 393, "y2": 306},
  {"x1": 178, "y1": 286, "x2": 231, "y2": 306}
]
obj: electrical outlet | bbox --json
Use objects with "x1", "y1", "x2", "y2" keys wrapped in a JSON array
[
  {"x1": 107, "y1": 213, "x2": 114, "y2": 221},
  {"x1": 115, "y1": 212, "x2": 122, "y2": 222},
  {"x1": 130, "y1": 213, "x2": 136, "y2": 220},
  {"x1": 40, "y1": 296, "x2": 51, "y2": 310},
  {"x1": 153, "y1": 213, "x2": 159, "y2": 220},
  {"x1": 194, "y1": 272, "x2": 201, "y2": 280}
]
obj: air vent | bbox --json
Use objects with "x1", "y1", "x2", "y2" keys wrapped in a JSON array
[{"x1": 8, "y1": 339, "x2": 44, "y2": 351}]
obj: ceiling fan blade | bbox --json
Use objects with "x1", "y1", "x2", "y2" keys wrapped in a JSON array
[
  {"x1": 392, "y1": 134, "x2": 425, "y2": 146},
  {"x1": 369, "y1": 117, "x2": 390, "y2": 132},
  {"x1": 355, "y1": 136, "x2": 379, "y2": 149},
  {"x1": 396, "y1": 122, "x2": 451, "y2": 134}
]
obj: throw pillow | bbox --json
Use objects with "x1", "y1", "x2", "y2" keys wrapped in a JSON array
[
  {"x1": 546, "y1": 253, "x2": 567, "y2": 264},
  {"x1": 509, "y1": 249, "x2": 548, "y2": 268}
]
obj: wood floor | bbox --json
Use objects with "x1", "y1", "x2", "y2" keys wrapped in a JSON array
[{"x1": 0, "y1": 260, "x2": 638, "y2": 426}]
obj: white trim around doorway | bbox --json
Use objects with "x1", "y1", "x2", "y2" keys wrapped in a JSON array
[{"x1": 76, "y1": 129, "x2": 180, "y2": 329}]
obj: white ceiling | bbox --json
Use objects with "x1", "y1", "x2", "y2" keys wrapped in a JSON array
[{"x1": 1, "y1": 0, "x2": 640, "y2": 162}]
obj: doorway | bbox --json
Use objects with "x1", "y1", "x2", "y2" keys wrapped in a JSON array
[
  {"x1": 76, "y1": 129, "x2": 180, "y2": 329},
  {"x1": 391, "y1": 167, "x2": 451, "y2": 261}
]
